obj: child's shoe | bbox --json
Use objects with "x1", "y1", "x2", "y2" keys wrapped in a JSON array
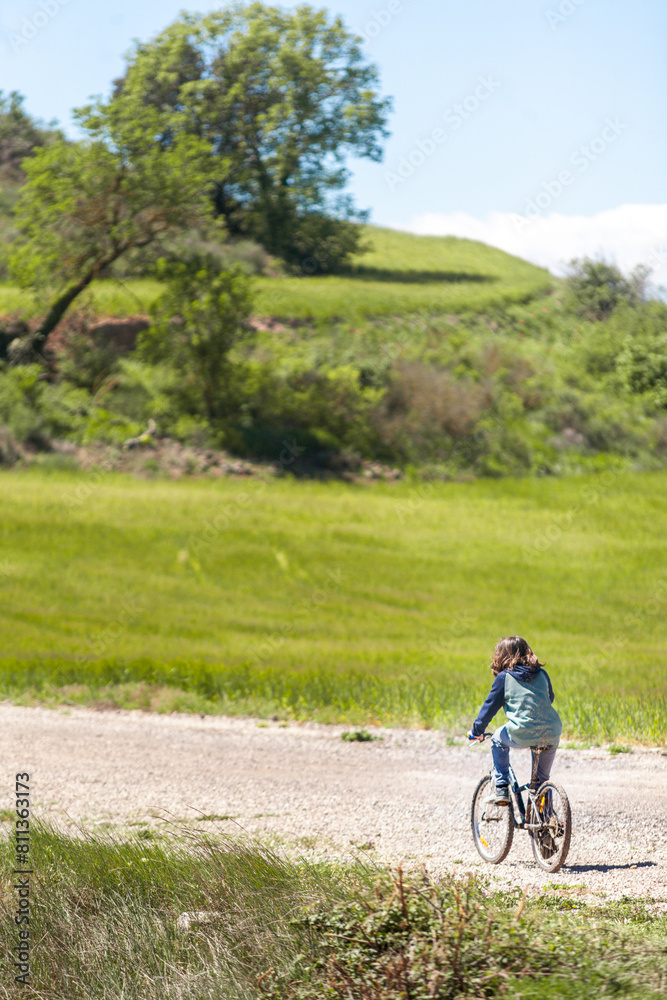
[{"x1": 485, "y1": 784, "x2": 510, "y2": 804}]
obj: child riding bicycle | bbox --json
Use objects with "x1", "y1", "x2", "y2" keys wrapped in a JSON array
[{"x1": 467, "y1": 636, "x2": 562, "y2": 805}]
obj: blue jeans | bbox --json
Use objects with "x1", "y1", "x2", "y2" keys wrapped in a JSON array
[{"x1": 491, "y1": 725, "x2": 558, "y2": 790}]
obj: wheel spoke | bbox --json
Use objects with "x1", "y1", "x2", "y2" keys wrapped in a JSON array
[
  {"x1": 471, "y1": 776, "x2": 513, "y2": 864},
  {"x1": 530, "y1": 782, "x2": 572, "y2": 872}
]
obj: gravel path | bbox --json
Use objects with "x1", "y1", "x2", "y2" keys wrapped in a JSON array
[{"x1": 2, "y1": 703, "x2": 666, "y2": 900}]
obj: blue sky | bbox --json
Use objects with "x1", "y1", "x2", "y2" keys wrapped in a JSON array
[{"x1": 1, "y1": 0, "x2": 665, "y2": 277}]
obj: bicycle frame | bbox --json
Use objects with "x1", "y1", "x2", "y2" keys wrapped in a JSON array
[
  {"x1": 506, "y1": 764, "x2": 546, "y2": 831},
  {"x1": 471, "y1": 733, "x2": 552, "y2": 832}
]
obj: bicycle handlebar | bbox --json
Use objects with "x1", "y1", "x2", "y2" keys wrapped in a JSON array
[{"x1": 467, "y1": 731, "x2": 492, "y2": 745}]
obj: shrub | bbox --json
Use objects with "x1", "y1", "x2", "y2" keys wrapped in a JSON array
[
  {"x1": 0, "y1": 825, "x2": 664, "y2": 1000},
  {"x1": 232, "y1": 360, "x2": 383, "y2": 462},
  {"x1": 0, "y1": 313, "x2": 29, "y2": 360},
  {"x1": 564, "y1": 257, "x2": 649, "y2": 321},
  {"x1": 616, "y1": 336, "x2": 667, "y2": 410},
  {"x1": 341, "y1": 728, "x2": 379, "y2": 742},
  {"x1": 372, "y1": 361, "x2": 488, "y2": 463},
  {"x1": 0, "y1": 363, "x2": 139, "y2": 447},
  {"x1": 289, "y1": 212, "x2": 370, "y2": 274},
  {"x1": 108, "y1": 235, "x2": 275, "y2": 281},
  {"x1": 138, "y1": 253, "x2": 253, "y2": 426},
  {"x1": 0, "y1": 363, "x2": 54, "y2": 447}
]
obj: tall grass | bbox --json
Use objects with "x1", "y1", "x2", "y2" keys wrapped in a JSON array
[
  {"x1": 0, "y1": 823, "x2": 369, "y2": 999},
  {"x1": 252, "y1": 271, "x2": 548, "y2": 321},
  {"x1": 2, "y1": 660, "x2": 666, "y2": 744},
  {"x1": 0, "y1": 824, "x2": 664, "y2": 999}
]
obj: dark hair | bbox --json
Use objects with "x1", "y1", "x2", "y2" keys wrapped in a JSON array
[{"x1": 490, "y1": 636, "x2": 544, "y2": 676}]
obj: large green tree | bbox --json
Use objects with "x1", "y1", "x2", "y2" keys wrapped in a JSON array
[
  {"x1": 0, "y1": 90, "x2": 61, "y2": 184},
  {"x1": 103, "y1": 2, "x2": 391, "y2": 268},
  {"x1": 7, "y1": 109, "x2": 215, "y2": 348},
  {"x1": 0, "y1": 92, "x2": 62, "y2": 272}
]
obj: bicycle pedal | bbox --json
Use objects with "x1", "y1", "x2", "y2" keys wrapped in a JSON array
[{"x1": 484, "y1": 793, "x2": 510, "y2": 805}]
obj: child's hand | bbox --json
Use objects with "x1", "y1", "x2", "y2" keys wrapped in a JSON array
[{"x1": 467, "y1": 730, "x2": 483, "y2": 742}]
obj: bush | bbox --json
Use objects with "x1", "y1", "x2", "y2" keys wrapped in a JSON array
[
  {"x1": 617, "y1": 336, "x2": 667, "y2": 410},
  {"x1": 138, "y1": 254, "x2": 252, "y2": 425},
  {"x1": 0, "y1": 363, "x2": 139, "y2": 448},
  {"x1": 564, "y1": 257, "x2": 649, "y2": 321},
  {"x1": 231, "y1": 359, "x2": 383, "y2": 462},
  {"x1": 107, "y1": 234, "x2": 275, "y2": 281},
  {"x1": 0, "y1": 363, "x2": 57, "y2": 447},
  {"x1": 0, "y1": 823, "x2": 664, "y2": 1000},
  {"x1": 0, "y1": 313, "x2": 29, "y2": 360},
  {"x1": 372, "y1": 361, "x2": 488, "y2": 464},
  {"x1": 104, "y1": 359, "x2": 211, "y2": 443},
  {"x1": 289, "y1": 212, "x2": 369, "y2": 274}
]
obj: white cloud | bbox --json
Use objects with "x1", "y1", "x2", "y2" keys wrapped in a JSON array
[{"x1": 408, "y1": 204, "x2": 667, "y2": 287}]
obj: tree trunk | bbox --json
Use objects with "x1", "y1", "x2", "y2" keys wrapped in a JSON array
[
  {"x1": 34, "y1": 244, "x2": 129, "y2": 347},
  {"x1": 33, "y1": 269, "x2": 99, "y2": 346}
]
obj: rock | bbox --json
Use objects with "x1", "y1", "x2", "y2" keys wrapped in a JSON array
[
  {"x1": 176, "y1": 910, "x2": 221, "y2": 933},
  {"x1": 88, "y1": 315, "x2": 150, "y2": 353},
  {"x1": 123, "y1": 419, "x2": 157, "y2": 451}
]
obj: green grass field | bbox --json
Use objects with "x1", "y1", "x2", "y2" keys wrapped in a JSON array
[
  {"x1": 1, "y1": 468, "x2": 665, "y2": 742},
  {"x1": 0, "y1": 226, "x2": 552, "y2": 322}
]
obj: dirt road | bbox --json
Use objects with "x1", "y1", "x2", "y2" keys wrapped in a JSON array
[{"x1": 1, "y1": 703, "x2": 665, "y2": 899}]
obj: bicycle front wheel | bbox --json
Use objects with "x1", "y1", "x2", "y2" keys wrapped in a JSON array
[
  {"x1": 530, "y1": 781, "x2": 572, "y2": 873},
  {"x1": 471, "y1": 775, "x2": 514, "y2": 864}
]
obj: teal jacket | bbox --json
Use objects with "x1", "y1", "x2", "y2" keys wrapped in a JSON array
[{"x1": 471, "y1": 663, "x2": 562, "y2": 747}]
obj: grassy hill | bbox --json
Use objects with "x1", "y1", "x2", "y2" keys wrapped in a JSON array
[
  {"x1": 1, "y1": 468, "x2": 665, "y2": 743},
  {"x1": 1, "y1": 216, "x2": 665, "y2": 474},
  {"x1": 0, "y1": 225, "x2": 553, "y2": 322},
  {"x1": 253, "y1": 226, "x2": 553, "y2": 319},
  {"x1": 0, "y1": 221, "x2": 663, "y2": 479}
]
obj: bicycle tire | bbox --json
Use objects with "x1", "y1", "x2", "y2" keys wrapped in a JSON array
[
  {"x1": 471, "y1": 775, "x2": 514, "y2": 864},
  {"x1": 530, "y1": 781, "x2": 572, "y2": 873}
]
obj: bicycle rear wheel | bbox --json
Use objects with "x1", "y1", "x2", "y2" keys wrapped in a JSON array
[
  {"x1": 471, "y1": 775, "x2": 514, "y2": 864},
  {"x1": 530, "y1": 781, "x2": 571, "y2": 873}
]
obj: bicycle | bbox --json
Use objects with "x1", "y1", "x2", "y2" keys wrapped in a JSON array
[{"x1": 469, "y1": 733, "x2": 572, "y2": 873}]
